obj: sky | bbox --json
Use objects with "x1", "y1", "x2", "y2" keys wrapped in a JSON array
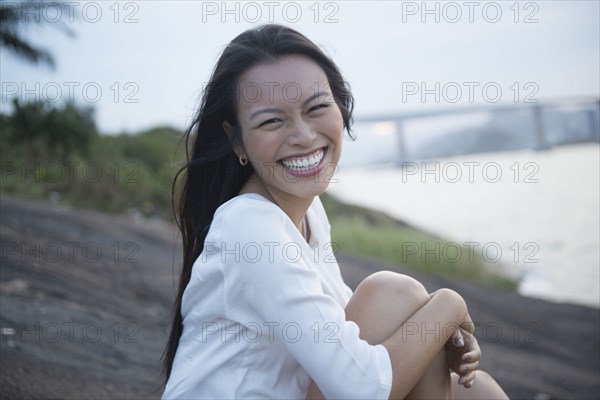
[{"x1": 1, "y1": 0, "x2": 599, "y2": 134}]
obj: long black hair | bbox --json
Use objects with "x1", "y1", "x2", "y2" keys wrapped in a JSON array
[{"x1": 163, "y1": 24, "x2": 355, "y2": 382}]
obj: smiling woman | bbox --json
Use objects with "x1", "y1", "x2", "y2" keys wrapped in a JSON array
[
  {"x1": 161, "y1": 24, "x2": 508, "y2": 400},
  {"x1": 223, "y1": 55, "x2": 345, "y2": 228}
]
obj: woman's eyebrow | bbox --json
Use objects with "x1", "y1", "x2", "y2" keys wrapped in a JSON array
[
  {"x1": 302, "y1": 90, "x2": 330, "y2": 106},
  {"x1": 250, "y1": 108, "x2": 283, "y2": 120}
]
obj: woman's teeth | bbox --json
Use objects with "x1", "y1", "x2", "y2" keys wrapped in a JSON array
[{"x1": 280, "y1": 148, "x2": 324, "y2": 171}]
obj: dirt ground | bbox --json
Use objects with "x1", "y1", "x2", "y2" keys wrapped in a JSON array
[{"x1": 1, "y1": 195, "x2": 598, "y2": 399}]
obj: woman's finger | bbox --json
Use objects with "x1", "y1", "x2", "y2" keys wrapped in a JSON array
[
  {"x1": 460, "y1": 328, "x2": 477, "y2": 345},
  {"x1": 461, "y1": 343, "x2": 482, "y2": 363},
  {"x1": 458, "y1": 370, "x2": 477, "y2": 386},
  {"x1": 458, "y1": 361, "x2": 479, "y2": 375},
  {"x1": 450, "y1": 328, "x2": 464, "y2": 347},
  {"x1": 460, "y1": 332, "x2": 481, "y2": 362}
]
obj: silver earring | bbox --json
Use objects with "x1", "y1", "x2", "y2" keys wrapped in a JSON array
[{"x1": 239, "y1": 155, "x2": 248, "y2": 166}]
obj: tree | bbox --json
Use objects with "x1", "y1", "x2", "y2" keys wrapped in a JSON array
[
  {"x1": 5, "y1": 99, "x2": 98, "y2": 159},
  {"x1": 0, "y1": 0, "x2": 75, "y2": 68}
]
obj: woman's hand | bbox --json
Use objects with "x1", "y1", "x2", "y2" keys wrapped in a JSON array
[{"x1": 445, "y1": 327, "x2": 481, "y2": 388}]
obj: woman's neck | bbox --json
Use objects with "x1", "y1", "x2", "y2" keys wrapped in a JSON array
[{"x1": 239, "y1": 175, "x2": 313, "y2": 235}]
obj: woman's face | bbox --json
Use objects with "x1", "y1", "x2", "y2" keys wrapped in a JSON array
[{"x1": 232, "y1": 55, "x2": 344, "y2": 201}]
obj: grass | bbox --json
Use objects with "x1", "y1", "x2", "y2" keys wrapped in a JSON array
[{"x1": 1, "y1": 126, "x2": 184, "y2": 220}]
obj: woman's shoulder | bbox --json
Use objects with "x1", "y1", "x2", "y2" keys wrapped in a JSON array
[
  {"x1": 216, "y1": 193, "x2": 325, "y2": 221},
  {"x1": 210, "y1": 193, "x2": 288, "y2": 240},
  {"x1": 210, "y1": 193, "x2": 326, "y2": 240},
  {"x1": 215, "y1": 193, "x2": 285, "y2": 223}
]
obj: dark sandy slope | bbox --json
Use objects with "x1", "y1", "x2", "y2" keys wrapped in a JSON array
[{"x1": 1, "y1": 196, "x2": 598, "y2": 399}]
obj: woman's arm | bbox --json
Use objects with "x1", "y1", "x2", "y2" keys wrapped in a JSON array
[{"x1": 381, "y1": 288, "x2": 468, "y2": 399}]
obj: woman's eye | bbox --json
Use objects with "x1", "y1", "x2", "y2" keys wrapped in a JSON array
[
  {"x1": 309, "y1": 104, "x2": 329, "y2": 113},
  {"x1": 258, "y1": 118, "x2": 282, "y2": 127}
]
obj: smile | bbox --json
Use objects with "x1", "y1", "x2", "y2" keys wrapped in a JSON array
[
  {"x1": 280, "y1": 147, "x2": 325, "y2": 169},
  {"x1": 278, "y1": 147, "x2": 327, "y2": 176}
]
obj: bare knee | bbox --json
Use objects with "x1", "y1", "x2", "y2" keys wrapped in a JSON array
[
  {"x1": 354, "y1": 271, "x2": 430, "y2": 306},
  {"x1": 454, "y1": 370, "x2": 496, "y2": 381},
  {"x1": 346, "y1": 271, "x2": 432, "y2": 344},
  {"x1": 452, "y1": 370, "x2": 509, "y2": 400},
  {"x1": 473, "y1": 370, "x2": 496, "y2": 387}
]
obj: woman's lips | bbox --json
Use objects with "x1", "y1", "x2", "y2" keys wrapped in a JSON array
[{"x1": 278, "y1": 147, "x2": 328, "y2": 177}]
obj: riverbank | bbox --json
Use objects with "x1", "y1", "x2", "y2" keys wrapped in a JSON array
[{"x1": 1, "y1": 196, "x2": 598, "y2": 399}]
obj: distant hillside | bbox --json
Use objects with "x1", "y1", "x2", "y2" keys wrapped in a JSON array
[{"x1": 412, "y1": 105, "x2": 599, "y2": 160}]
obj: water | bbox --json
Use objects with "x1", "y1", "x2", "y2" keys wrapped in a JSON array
[{"x1": 328, "y1": 143, "x2": 600, "y2": 308}]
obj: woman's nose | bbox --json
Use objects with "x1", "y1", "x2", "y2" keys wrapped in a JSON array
[{"x1": 289, "y1": 119, "x2": 317, "y2": 146}]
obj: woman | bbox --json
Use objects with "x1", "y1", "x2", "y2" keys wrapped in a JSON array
[{"x1": 162, "y1": 24, "x2": 509, "y2": 399}]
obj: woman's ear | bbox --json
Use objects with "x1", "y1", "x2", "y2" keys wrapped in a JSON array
[
  {"x1": 223, "y1": 121, "x2": 243, "y2": 158},
  {"x1": 222, "y1": 121, "x2": 233, "y2": 137}
]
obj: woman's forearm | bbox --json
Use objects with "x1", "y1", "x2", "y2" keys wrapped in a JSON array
[{"x1": 382, "y1": 288, "x2": 468, "y2": 399}]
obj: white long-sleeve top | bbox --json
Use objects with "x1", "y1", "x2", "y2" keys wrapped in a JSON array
[{"x1": 162, "y1": 193, "x2": 393, "y2": 399}]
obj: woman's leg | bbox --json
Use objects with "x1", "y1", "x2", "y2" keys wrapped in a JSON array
[
  {"x1": 346, "y1": 271, "x2": 453, "y2": 400},
  {"x1": 306, "y1": 270, "x2": 452, "y2": 399},
  {"x1": 306, "y1": 271, "x2": 509, "y2": 400},
  {"x1": 451, "y1": 371, "x2": 509, "y2": 400}
]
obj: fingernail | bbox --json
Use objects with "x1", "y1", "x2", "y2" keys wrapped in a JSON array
[
  {"x1": 462, "y1": 355, "x2": 470, "y2": 362},
  {"x1": 460, "y1": 366, "x2": 468, "y2": 373},
  {"x1": 454, "y1": 336, "x2": 464, "y2": 347}
]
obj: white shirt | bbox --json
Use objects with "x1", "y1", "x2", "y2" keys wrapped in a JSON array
[{"x1": 163, "y1": 194, "x2": 393, "y2": 399}]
